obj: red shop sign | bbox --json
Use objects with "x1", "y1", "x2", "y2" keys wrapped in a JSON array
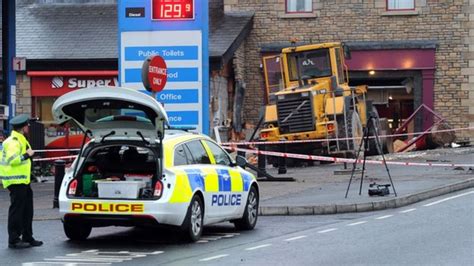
[{"x1": 31, "y1": 76, "x2": 119, "y2": 97}]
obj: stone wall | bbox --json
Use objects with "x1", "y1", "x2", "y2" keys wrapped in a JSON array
[
  {"x1": 233, "y1": 40, "x2": 247, "y2": 84},
  {"x1": 224, "y1": 0, "x2": 472, "y2": 142},
  {"x1": 461, "y1": 0, "x2": 474, "y2": 141}
]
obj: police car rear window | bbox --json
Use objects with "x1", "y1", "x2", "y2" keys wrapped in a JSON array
[{"x1": 174, "y1": 144, "x2": 191, "y2": 166}]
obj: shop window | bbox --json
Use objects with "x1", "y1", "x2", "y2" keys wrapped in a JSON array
[
  {"x1": 286, "y1": 0, "x2": 312, "y2": 13},
  {"x1": 37, "y1": 97, "x2": 82, "y2": 143},
  {"x1": 387, "y1": 0, "x2": 415, "y2": 10},
  {"x1": 38, "y1": 97, "x2": 55, "y2": 124}
]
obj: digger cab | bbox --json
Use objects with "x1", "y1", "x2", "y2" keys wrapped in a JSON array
[{"x1": 262, "y1": 42, "x2": 351, "y2": 104}]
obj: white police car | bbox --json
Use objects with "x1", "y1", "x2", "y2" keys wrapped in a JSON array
[{"x1": 53, "y1": 87, "x2": 259, "y2": 242}]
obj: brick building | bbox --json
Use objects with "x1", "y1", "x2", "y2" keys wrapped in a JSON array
[
  {"x1": 224, "y1": 0, "x2": 474, "y2": 142},
  {"x1": 1, "y1": 0, "x2": 473, "y2": 145}
]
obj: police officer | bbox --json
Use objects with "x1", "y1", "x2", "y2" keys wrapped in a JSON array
[{"x1": 1, "y1": 114, "x2": 43, "y2": 249}]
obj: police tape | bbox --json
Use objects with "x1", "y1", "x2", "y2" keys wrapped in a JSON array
[
  {"x1": 220, "y1": 126, "x2": 474, "y2": 146},
  {"x1": 33, "y1": 155, "x2": 77, "y2": 162},
  {"x1": 33, "y1": 148, "x2": 80, "y2": 153},
  {"x1": 223, "y1": 146, "x2": 474, "y2": 168}
]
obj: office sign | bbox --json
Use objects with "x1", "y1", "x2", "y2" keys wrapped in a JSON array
[{"x1": 119, "y1": 0, "x2": 209, "y2": 134}]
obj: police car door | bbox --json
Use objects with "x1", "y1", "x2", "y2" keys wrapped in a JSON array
[
  {"x1": 201, "y1": 140, "x2": 244, "y2": 219},
  {"x1": 183, "y1": 140, "x2": 224, "y2": 220}
]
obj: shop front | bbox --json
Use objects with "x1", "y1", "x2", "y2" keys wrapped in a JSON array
[
  {"x1": 28, "y1": 70, "x2": 118, "y2": 155},
  {"x1": 260, "y1": 41, "x2": 437, "y2": 133}
]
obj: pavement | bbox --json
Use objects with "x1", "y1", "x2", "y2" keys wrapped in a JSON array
[{"x1": 0, "y1": 147, "x2": 472, "y2": 220}]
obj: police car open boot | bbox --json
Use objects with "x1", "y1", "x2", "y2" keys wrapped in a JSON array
[{"x1": 70, "y1": 144, "x2": 157, "y2": 200}]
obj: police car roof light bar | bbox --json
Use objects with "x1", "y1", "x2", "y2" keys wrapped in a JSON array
[{"x1": 167, "y1": 126, "x2": 197, "y2": 132}]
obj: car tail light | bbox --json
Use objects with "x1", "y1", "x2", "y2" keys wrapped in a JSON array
[
  {"x1": 327, "y1": 123, "x2": 335, "y2": 132},
  {"x1": 154, "y1": 181, "x2": 163, "y2": 198},
  {"x1": 68, "y1": 179, "x2": 78, "y2": 196}
]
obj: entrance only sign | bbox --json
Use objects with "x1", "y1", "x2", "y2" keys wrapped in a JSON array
[{"x1": 142, "y1": 55, "x2": 167, "y2": 93}]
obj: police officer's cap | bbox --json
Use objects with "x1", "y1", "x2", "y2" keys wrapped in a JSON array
[{"x1": 9, "y1": 114, "x2": 30, "y2": 128}]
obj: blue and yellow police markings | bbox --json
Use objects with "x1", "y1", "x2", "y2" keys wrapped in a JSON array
[
  {"x1": 184, "y1": 168, "x2": 205, "y2": 191},
  {"x1": 168, "y1": 166, "x2": 255, "y2": 207},
  {"x1": 168, "y1": 168, "x2": 193, "y2": 203}
]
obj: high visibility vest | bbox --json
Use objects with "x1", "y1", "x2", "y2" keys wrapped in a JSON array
[{"x1": 0, "y1": 130, "x2": 32, "y2": 188}]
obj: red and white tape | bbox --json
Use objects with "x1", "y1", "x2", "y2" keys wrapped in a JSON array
[
  {"x1": 223, "y1": 146, "x2": 474, "y2": 168},
  {"x1": 33, "y1": 155, "x2": 77, "y2": 162},
  {"x1": 221, "y1": 126, "x2": 474, "y2": 146},
  {"x1": 33, "y1": 148, "x2": 80, "y2": 153}
]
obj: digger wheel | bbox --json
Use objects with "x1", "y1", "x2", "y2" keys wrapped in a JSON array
[
  {"x1": 336, "y1": 110, "x2": 364, "y2": 153},
  {"x1": 366, "y1": 107, "x2": 385, "y2": 156}
]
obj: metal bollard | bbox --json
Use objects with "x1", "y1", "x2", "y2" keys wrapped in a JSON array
[
  {"x1": 53, "y1": 160, "x2": 66, "y2": 208},
  {"x1": 257, "y1": 144, "x2": 266, "y2": 178},
  {"x1": 278, "y1": 144, "x2": 287, "y2": 174}
]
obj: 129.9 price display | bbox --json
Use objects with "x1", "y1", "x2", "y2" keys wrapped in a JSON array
[{"x1": 152, "y1": 0, "x2": 195, "y2": 20}]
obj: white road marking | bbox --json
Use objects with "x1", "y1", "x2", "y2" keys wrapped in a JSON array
[
  {"x1": 150, "y1": 251, "x2": 165, "y2": 255},
  {"x1": 45, "y1": 258, "x2": 125, "y2": 263},
  {"x1": 245, "y1": 244, "x2": 272, "y2": 251},
  {"x1": 66, "y1": 255, "x2": 140, "y2": 259},
  {"x1": 199, "y1": 254, "x2": 229, "y2": 262},
  {"x1": 375, "y1": 215, "x2": 393, "y2": 220},
  {"x1": 423, "y1": 191, "x2": 474, "y2": 207},
  {"x1": 43, "y1": 249, "x2": 164, "y2": 265},
  {"x1": 66, "y1": 253, "x2": 144, "y2": 259},
  {"x1": 197, "y1": 240, "x2": 209, "y2": 243},
  {"x1": 213, "y1": 232, "x2": 240, "y2": 236},
  {"x1": 97, "y1": 251, "x2": 163, "y2": 256},
  {"x1": 400, "y1": 208, "x2": 417, "y2": 213},
  {"x1": 318, "y1": 228, "x2": 338, "y2": 234},
  {"x1": 24, "y1": 263, "x2": 110, "y2": 266},
  {"x1": 347, "y1": 221, "x2": 368, "y2": 226},
  {"x1": 200, "y1": 237, "x2": 222, "y2": 241},
  {"x1": 285, "y1": 235, "x2": 307, "y2": 241}
]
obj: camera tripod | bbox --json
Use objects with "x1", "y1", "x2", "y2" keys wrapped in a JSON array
[{"x1": 344, "y1": 112, "x2": 397, "y2": 198}]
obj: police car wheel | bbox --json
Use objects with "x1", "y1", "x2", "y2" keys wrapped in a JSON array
[
  {"x1": 183, "y1": 195, "x2": 204, "y2": 242},
  {"x1": 63, "y1": 221, "x2": 92, "y2": 241},
  {"x1": 234, "y1": 186, "x2": 258, "y2": 230}
]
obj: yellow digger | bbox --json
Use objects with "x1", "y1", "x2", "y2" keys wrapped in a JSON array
[{"x1": 259, "y1": 42, "x2": 381, "y2": 166}]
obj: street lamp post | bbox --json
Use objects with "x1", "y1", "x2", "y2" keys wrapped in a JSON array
[{"x1": 2, "y1": 0, "x2": 16, "y2": 133}]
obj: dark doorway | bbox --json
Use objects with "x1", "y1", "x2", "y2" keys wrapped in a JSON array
[{"x1": 349, "y1": 70, "x2": 422, "y2": 133}]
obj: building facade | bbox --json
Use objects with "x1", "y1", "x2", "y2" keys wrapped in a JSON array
[
  {"x1": 224, "y1": 0, "x2": 474, "y2": 142},
  {"x1": 1, "y1": 0, "x2": 253, "y2": 149},
  {"x1": 2, "y1": 0, "x2": 474, "y2": 145}
]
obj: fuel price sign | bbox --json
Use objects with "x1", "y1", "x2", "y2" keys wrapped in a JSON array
[
  {"x1": 120, "y1": 0, "x2": 209, "y2": 133},
  {"x1": 152, "y1": 0, "x2": 195, "y2": 20}
]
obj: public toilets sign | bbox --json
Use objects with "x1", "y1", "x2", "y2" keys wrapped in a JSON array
[{"x1": 118, "y1": 0, "x2": 209, "y2": 134}]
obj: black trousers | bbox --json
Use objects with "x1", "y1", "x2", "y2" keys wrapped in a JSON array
[{"x1": 7, "y1": 184, "x2": 34, "y2": 244}]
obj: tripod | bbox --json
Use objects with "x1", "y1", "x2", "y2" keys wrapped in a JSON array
[{"x1": 345, "y1": 113, "x2": 397, "y2": 198}]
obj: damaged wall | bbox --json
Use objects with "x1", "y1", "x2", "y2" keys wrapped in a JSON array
[{"x1": 225, "y1": 0, "x2": 473, "y2": 143}]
